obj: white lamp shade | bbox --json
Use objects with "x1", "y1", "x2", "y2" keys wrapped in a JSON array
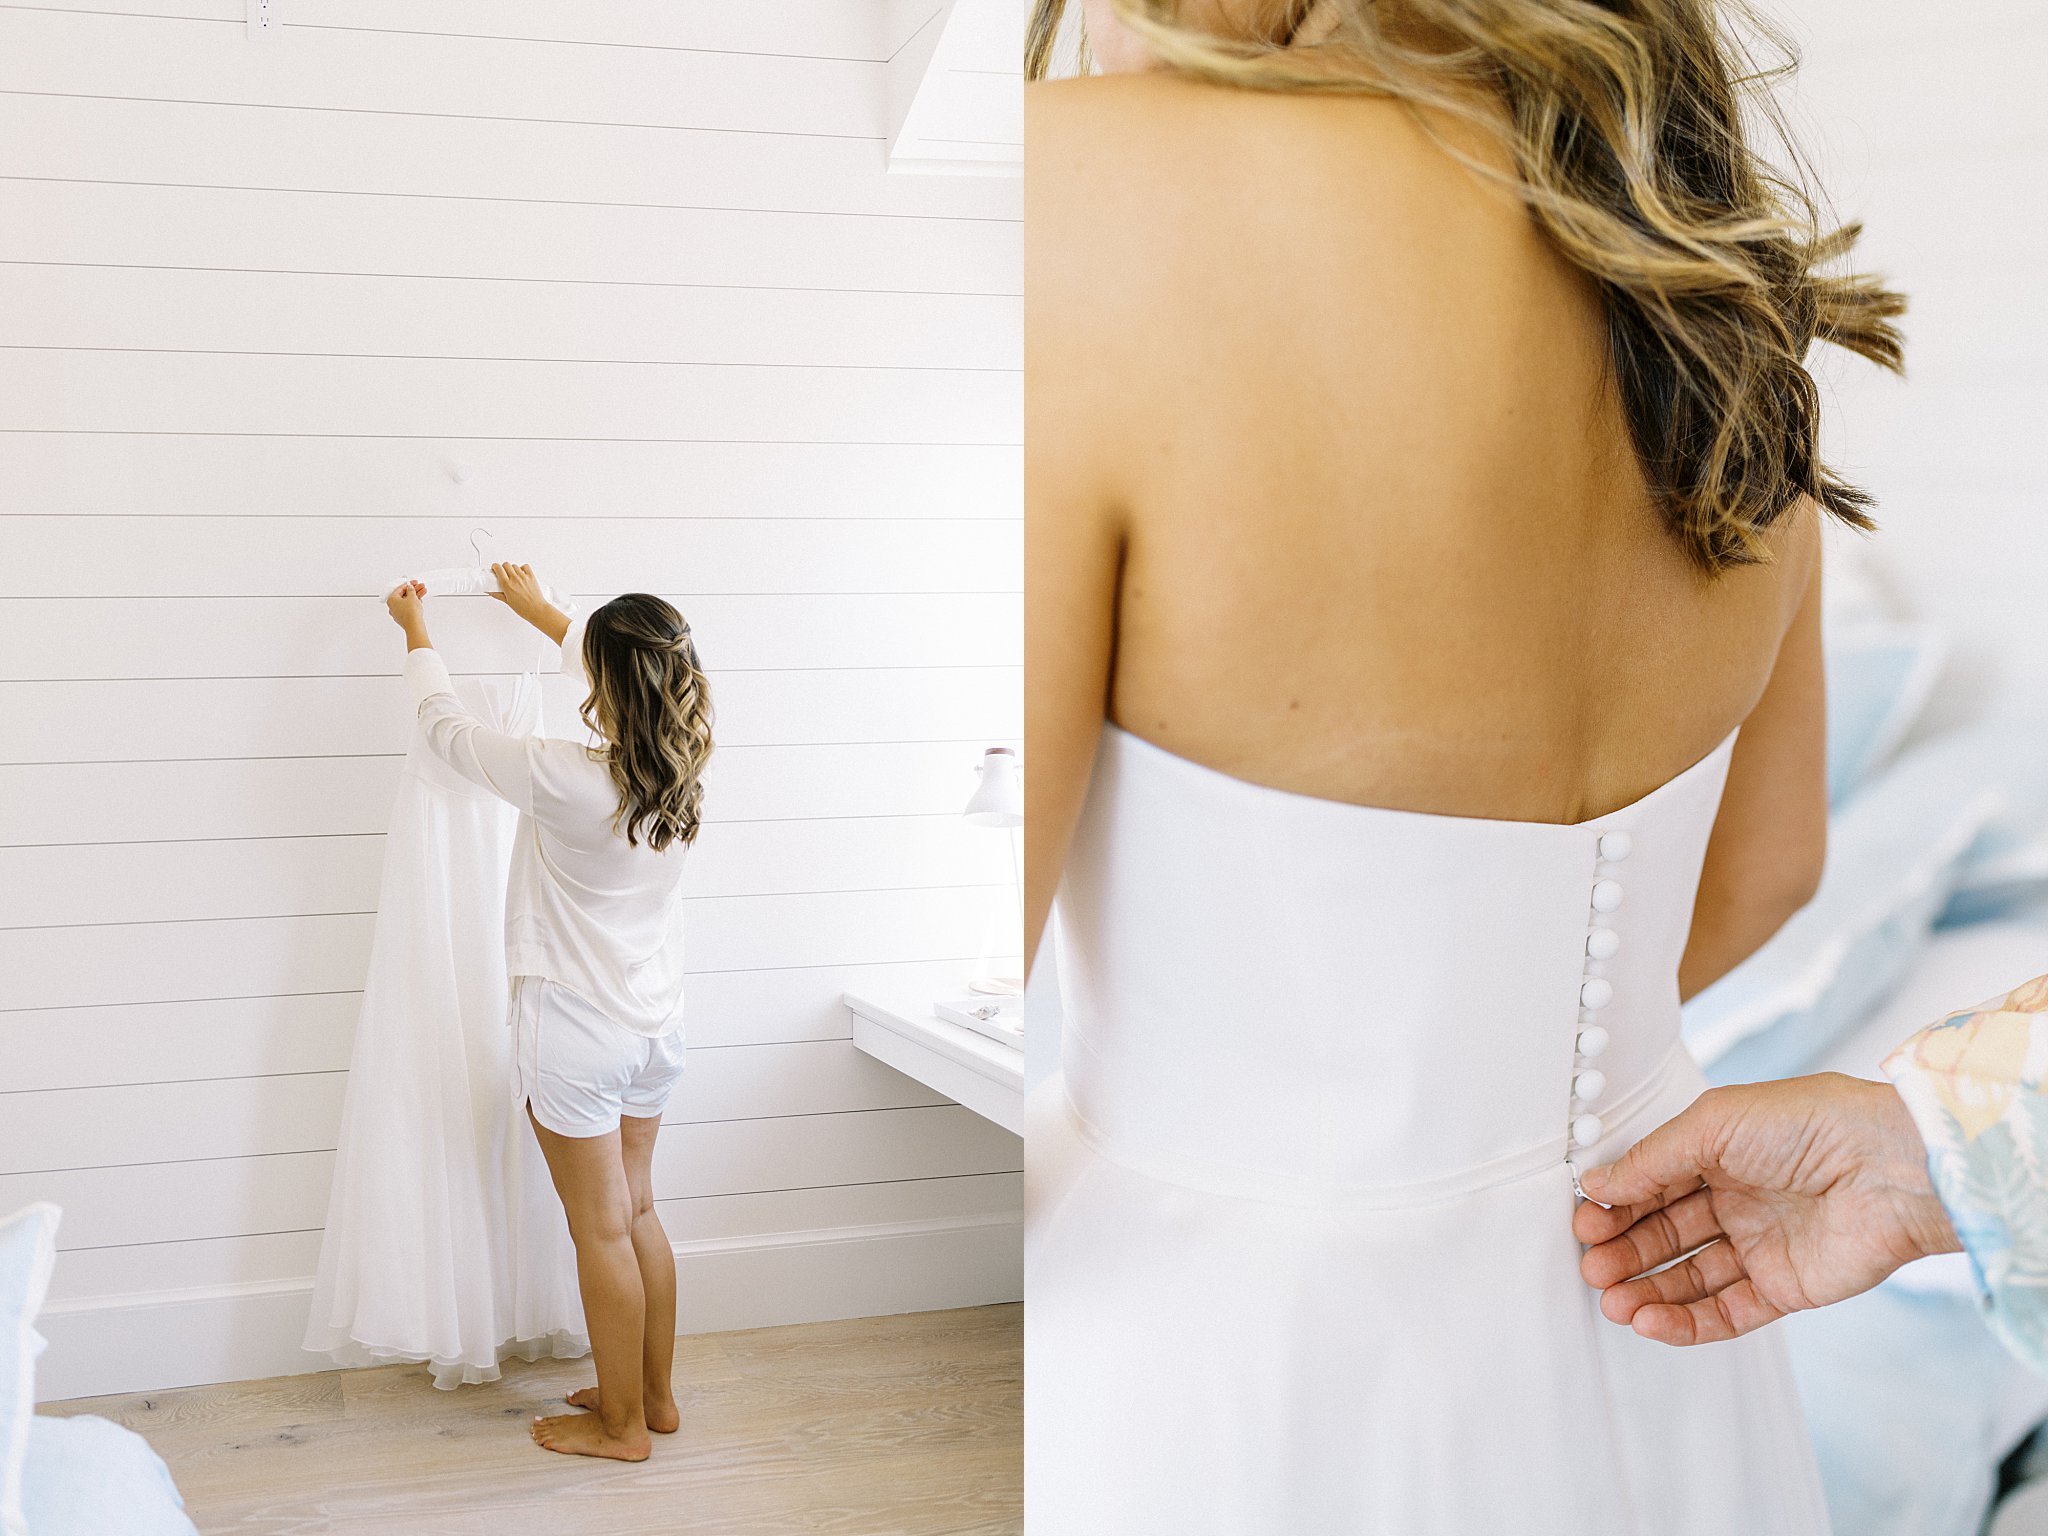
[{"x1": 963, "y1": 747, "x2": 1023, "y2": 827}]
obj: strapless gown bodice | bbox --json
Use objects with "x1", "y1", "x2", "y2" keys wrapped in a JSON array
[
  {"x1": 1027, "y1": 723, "x2": 1828, "y2": 1534},
  {"x1": 1056, "y1": 723, "x2": 1730, "y2": 1199}
]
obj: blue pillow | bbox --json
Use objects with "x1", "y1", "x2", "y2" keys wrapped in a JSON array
[
  {"x1": 1684, "y1": 734, "x2": 2002, "y2": 1082},
  {"x1": 0, "y1": 1203, "x2": 60, "y2": 1536},
  {"x1": 18, "y1": 1416, "x2": 197, "y2": 1536},
  {"x1": 1825, "y1": 622, "x2": 1944, "y2": 807}
]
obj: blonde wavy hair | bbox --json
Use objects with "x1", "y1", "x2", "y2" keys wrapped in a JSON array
[
  {"x1": 578, "y1": 593, "x2": 713, "y2": 851},
  {"x1": 1026, "y1": 0, "x2": 1906, "y2": 571}
]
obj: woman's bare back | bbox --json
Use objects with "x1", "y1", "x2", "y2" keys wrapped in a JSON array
[{"x1": 1029, "y1": 72, "x2": 1816, "y2": 830}]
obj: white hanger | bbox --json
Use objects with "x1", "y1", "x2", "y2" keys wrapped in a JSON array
[{"x1": 380, "y1": 526, "x2": 568, "y2": 607}]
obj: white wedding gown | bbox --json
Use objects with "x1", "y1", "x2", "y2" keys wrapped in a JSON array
[
  {"x1": 304, "y1": 670, "x2": 588, "y2": 1387},
  {"x1": 1027, "y1": 723, "x2": 1829, "y2": 1533}
]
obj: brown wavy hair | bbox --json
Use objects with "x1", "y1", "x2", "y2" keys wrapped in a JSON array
[
  {"x1": 578, "y1": 594, "x2": 713, "y2": 851},
  {"x1": 1026, "y1": 0, "x2": 1906, "y2": 570}
]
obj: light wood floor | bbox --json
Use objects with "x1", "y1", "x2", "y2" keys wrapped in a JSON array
[{"x1": 44, "y1": 1305, "x2": 1021, "y2": 1536}]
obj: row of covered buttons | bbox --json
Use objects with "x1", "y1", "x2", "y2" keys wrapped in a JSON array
[{"x1": 1569, "y1": 831, "x2": 1631, "y2": 1153}]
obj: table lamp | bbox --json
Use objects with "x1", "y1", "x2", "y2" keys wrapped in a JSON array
[{"x1": 937, "y1": 747, "x2": 1025, "y2": 1045}]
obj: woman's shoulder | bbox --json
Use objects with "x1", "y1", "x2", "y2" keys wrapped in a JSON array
[
  {"x1": 1029, "y1": 74, "x2": 1510, "y2": 320},
  {"x1": 526, "y1": 736, "x2": 613, "y2": 803},
  {"x1": 530, "y1": 734, "x2": 602, "y2": 756},
  {"x1": 1030, "y1": 69, "x2": 1410, "y2": 134},
  {"x1": 530, "y1": 737, "x2": 610, "y2": 768},
  {"x1": 1031, "y1": 72, "x2": 1458, "y2": 210}
]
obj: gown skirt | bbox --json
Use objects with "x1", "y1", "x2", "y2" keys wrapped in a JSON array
[{"x1": 305, "y1": 672, "x2": 587, "y2": 1388}]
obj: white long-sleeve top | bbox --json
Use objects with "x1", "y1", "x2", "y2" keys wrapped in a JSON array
[{"x1": 402, "y1": 615, "x2": 689, "y2": 1038}]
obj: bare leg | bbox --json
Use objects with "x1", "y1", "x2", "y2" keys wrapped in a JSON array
[
  {"x1": 565, "y1": 1113, "x2": 679, "y2": 1431},
  {"x1": 526, "y1": 1107, "x2": 651, "y2": 1461}
]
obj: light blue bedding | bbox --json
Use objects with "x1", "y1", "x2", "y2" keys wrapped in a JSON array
[
  {"x1": 1823, "y1": 621, "x2": 1944, "y2": 807},
  {"x1": 1772, "y1": 920, "x2": 2048, "y2": 1534},
  {"x1": 0, "y1": 1205, "x2": 59, "y2": 1536},
  {"x1": 1786, "y1": 1286, "x2": 2046, "y2": 1536},
  {"x1": 18, "y1": 1415, "x2": 196, "y2": 1536},
  {"x1": 1685, "y1": 733, "x2": 2003, "y2": 1082}
]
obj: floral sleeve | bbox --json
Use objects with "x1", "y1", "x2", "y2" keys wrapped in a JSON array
[{"x1": 1883, "y1": 971, "x2": 2048, "y2": 1373}]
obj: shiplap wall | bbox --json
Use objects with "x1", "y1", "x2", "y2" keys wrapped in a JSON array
[
  {"x1": 1779, "y1": 0, "x2": 2048, "y2": 719},
  {"x1": 0, "y1": 0, "x2": 1023, "y2": 1400}
]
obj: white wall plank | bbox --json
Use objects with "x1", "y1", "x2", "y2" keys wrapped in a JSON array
[
  {"x1": 35, "y1": 1219, "x2": 1021, "y2": 1401},
  {"x1": 0, "y1": 8, "x2": 891, "y2": 138},
  {"x1": 0, "y1": 887, "x2": 999, "y2": 1011},
  {"x1": 0, "y1": 516, "x2": 1018, "y2": 598},
  {"x1": 0, "y1": 180, "x2": 1023, "y2": 293},
  {"x1": 0, "y1": 350, "x2": 1018, "y2": 442},
  {"x1": 0, "y1": 1104, "x2": 1021, "y2": 1248},
  {"x1": 1, "y1": 914, "x2": 379, "y2": 1013},
  {"x1": 0, "y1": 1, "x2": 906, "y2": 58},
  {"x1": 658, "y1": 1173, "x2": 1024, "y2": 1248},
  {"x1": 0, "y1": 92, "x2": 1022, "y2": 221},
  {"x1": 649, "y1": 1106, "x2": 1022, "y2": 1208},
  {"x1": 2, "y1": 1150, "x2": 339, "y2": 1252},
  {"x1": 657, "y1": 956, "x2": 1016, "y2": 1050},
  {"x1": 0, "y1": 955, "x2": 1008, "y2": 1091},
  {"x1": 42, "y1": 1172, "x2": 1023, "y2": 1304},
  {"x1": 0, "y1": 264, "x2": 1021, "y2": 371},
  {"x1": 0, "y1": 836, "x2": 384, "y2": 929},
  {"x1": 0, "y1": 434, "x2": 1021, "y2": 522},
  {"x1": 660, "y1": 1040, "x2": 953, "y2": 1125},
  {"x1": 7, "y1": 593, "x2": 1021, "y2": 679},
  {"x1": 0, "y1": 741, "x2": 1014, "y2": 844},
  {"x1": 45, "y1": 1229, "x2": 325, "y2": 1306},
  {"x1": 0, "y1": 993, "x2": 361, "y2": 1093},
  {"x1": 0, "y1": 667, "x2": 1019, "y2": 760},
  {"x1": 0, "y1": 1040, "x2": 953, "y2": 1173},
  {"x1": 0, "y1": 815, "x2": 1013, "y2": 926},
  {"x1": 2, "y1": 1074, "x2": 350, "y2": 1173}
]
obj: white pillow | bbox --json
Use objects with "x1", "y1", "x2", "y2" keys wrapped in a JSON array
[
  {"x1": 1818, "y1": 518, "x2": 1904, "y2": 628},
  {"x1": 0, "y1": 1203, "x2": 60, "y2": 1536}
]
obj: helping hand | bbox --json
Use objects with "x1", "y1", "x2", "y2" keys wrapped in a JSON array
[
  {"x1": 386, "y1": 579, "x2": 427, "y2": 628},
  {"x1": 1573, "y1": 1074, "x2": 1961, "y2": 1346}
]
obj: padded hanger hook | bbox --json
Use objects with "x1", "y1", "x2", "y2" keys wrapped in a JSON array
[{"x1": 468, "y1": 525, "x2": 494, "y2": 566}]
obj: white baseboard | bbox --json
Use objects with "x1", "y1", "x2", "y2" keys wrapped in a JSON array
[{"x1": 35, "y1": 1214, "x2": 1022, "y2": 1403}]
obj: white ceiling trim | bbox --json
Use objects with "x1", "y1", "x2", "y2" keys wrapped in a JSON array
[{"x1": 886, "y1": 0, "x2": 1024, "y2": 177}]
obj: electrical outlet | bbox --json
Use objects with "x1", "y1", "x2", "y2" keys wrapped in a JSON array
[{"x1": 247, "y1": 0, "x2": 278, "y2": 40}]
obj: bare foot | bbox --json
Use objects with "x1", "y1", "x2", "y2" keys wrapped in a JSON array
[
  {"x1": 566, "y1": 1385, "x2": 680, "y2": 1434},
  {"x1": 529, "y1": 1410, "x2": 650, "y2": 1461}
]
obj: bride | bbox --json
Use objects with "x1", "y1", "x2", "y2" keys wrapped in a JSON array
[{"x1": 1023, "y1": 0, "x2": 1903, "y2": 1529}]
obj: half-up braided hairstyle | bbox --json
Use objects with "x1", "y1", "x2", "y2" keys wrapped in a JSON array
[
  {"x1": 578, "y1": 594, "x2": 713, "y2": 851},
  {"x1": 1027, "y1": 0, "x2": 1906, "y2": 571}
]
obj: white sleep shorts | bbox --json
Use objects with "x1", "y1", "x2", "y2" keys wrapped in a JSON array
[{"x1": 510, "y1": 974, "x2": 685, "y2": 1139}]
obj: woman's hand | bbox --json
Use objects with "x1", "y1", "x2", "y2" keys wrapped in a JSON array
[
  {"x1": 488, "y1": 562, "x2": 548, "y2": 623},
  {"x1": 1574, "y1": 1074, "x2": 1961, "y2": 1346},
  {"x1": 487, "y1": 562, "x2": 571, "y2": 645},
  {"x1": 386, "y1": 579, "x2": 430, "y2": 643}
]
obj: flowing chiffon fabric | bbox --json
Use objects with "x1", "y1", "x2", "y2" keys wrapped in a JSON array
[
  {"x1": 304, "y1": 672, "x2": 587, "y2": 1387},
  {"x1": 1026, "y1": 724, "x2": 1830, "y2": 1534}
]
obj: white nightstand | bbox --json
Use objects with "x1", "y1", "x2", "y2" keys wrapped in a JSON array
[{"x1": 844, "y1": 992, "x2": 1026, "y2": 1136}]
